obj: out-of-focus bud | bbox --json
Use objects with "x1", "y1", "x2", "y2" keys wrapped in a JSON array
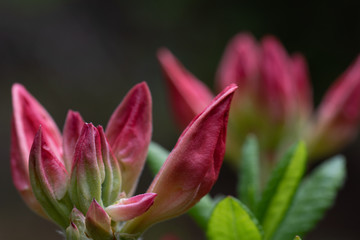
[
  {"x1": 216, "y1": 33, "x2": 259, "y2": 96},
  {"x1": 105, "y1": 82, "x2": 152, "y2": 196},
  {"x1": 157, "y1": 48, "x2": 214, "y2": 129},
  {"x1": 85, "y1": 200, "x2": 114, "y2": 240},
  {"x1": 63, "y1": 110, "x2": 84, "y2": 172},
  {"x1": 70, "y1": 123, "x2": 104, "y2": 214},
  {"x1": 69, "y1": 208, "x2": 86, "y2": 235},
  {"x1": 121, "y1": 84, "x2": 237, "y2": 234},
  {"x1": 307, "y1": 55, "x2": 360, "y2": 158},
  {"x1": 28, "y1": 128, "x2": 72, "y2": 228},
  {"x1": 11, "y1": 84, "x2": 62, "y2": 217},
  {"x1": 105, "y1": 193, "x2": 157, "y2": 221}
]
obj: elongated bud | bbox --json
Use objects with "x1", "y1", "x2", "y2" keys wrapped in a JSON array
[
  {"x1": 216, "y1": 33, "x2": 260, "y2": 93},
  {"x1": 105, "y1": 193, "x2": 156, "y2": 221},
  {"x1": 122, "y1": 84, "x2": 237, "y2": 234},
  {"x1": 86, "y1": 199, "x2": 114, "y2": 240},
  {"x1": 11, "y1": 83, "x2": 62, "y2": 216},
  {"x1": 70, "y1": 123, "x2": 104, "y2": 213},
  {"x1": 29, "y1": 128, "x2": 72, "y2": 228},
  {"x1": 157, "y1": 48, "x2": 214, "y2": 129},
  {"x1": 69, "y1": 207, "x2": 86, "y2": 235},
  {"x1": 259, "y1": 36, "x2": 294, "y2": 122},
  {"x1": 105, "y1": 82, "x2": 152, "y2": 196},
  {"x1": 63, "y1": 110, "x2": 85, "y2": 172},
  {"x1": 307, "y1": 55, "x2": 360, "y2": 158},
  {"x1": 98, "y1": 126, "x2": 122, "y2": 207}
]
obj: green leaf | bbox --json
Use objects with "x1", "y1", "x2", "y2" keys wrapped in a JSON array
[
  {"x1": 257, "y1": 141, "x2": 307, "y2": 240},
  {"x1": 207, "y1": 197, "x2": 263, "y2": 240},
  {"x1": 238, "y1": 135, "x2": 260, "y2": 212},
  {"x1": 271, "y1": 156, "x2": 346, "y2": 240},
  {"x1": 146, "y1": 141, "x2": 215, "y2": 230}
]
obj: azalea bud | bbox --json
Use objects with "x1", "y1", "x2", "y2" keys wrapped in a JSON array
[
  {"x1": 216, "y1": 33, "x2": 260, "y2": 94},
  {"x1": 28, "y1": 128, "x2": 72, "y2": 228},
  {"x1": 70, "y1": 123, "x2": 104, "y2": 214},
  {"x1": 105, "y1": 82, "x2": 152, "y2": 196},
  {"x1": 105, "y1": 193, "x2": 157, "y2": 221},
  {"x1": 85, "y1": 199, "x2": 114, "y2": 240},
  {"x1": 307, "y1": 55, "x2": 360, "y2": 158},
  {"x1": 63, "y1": 110, "x2": 84, "y2": 172},
  {"x1": 157, "y1": 48, "x2": 214, "y2": 129},
  {"x1": 121, "y1": 84, "x2": 237, "y2": 234},
  {"x1": 11, "y1": 83, "x2": 62, "y2": 217},
  {"x1": 69, "y1": 207, "x2": 86, "y2": 235}
]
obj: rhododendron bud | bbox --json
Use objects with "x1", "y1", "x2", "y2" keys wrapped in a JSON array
[
  {"x1": 105, "y1": 82, "x2": 152, "y2": 196},
  {"x1": 29, "y1": 128, "x2": 72, "y2": 228},
  {"x1": 307, "y1": 55, "x2": 360, "y2": 158},
  {"x1": 70, "y1": 123, "x2": 104, "y2": 214},
  {"x1": 11, "y1": 84, "x2": 62, "y2": 216},
  {"x1": 121, "y1": 84, "x2": 237, "y2": 234},
  {"x1": 66, "y1": 222, "x2": 81, "y2": 240},
  {"x1": 105, "y1": 193, "x2": 157, "y2": 221},
  {"x1": 157, "y1": 48, "x2": 214, "y2": 129},
  {"x1": 216, "y1": 33, "x2": 259, "y2": 95},
  {"x1": 85, "y1": 200, "x2": 114, "y2": 240}
]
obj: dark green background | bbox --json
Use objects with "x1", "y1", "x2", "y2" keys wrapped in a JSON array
[{"x1": 0, "y1": 1, "x2": 359, "y2": 239}]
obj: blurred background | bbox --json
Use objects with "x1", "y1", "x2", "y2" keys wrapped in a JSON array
[{"x1": 1, "y1": 0, "x2": 359, "y2": 239}]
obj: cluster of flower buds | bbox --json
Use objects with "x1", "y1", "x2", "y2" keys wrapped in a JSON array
[
  {"x1": 158, "y1": 33, "x2": 360, "y2": 163},
  {"x1": 11, "y1": 82, "x2": 236, "y2": 239}
]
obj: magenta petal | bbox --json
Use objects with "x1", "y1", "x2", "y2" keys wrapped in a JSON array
[
  {"x1": 216, "y1": 33, "x2": 260, "y2": 93},
  {"x1": 105, "y1": 82, "x2": 152, "y2": 195},
  {"x1": 63, "y1": 110, "x2": 85, "y2": 172},
  {"x1": 157, "y1": 48, "x2": 214, "y2": 129},
  {"x1": 105, "y1": 193, "x2": 157, "y2": 221},
  {"x1": 11, "y1": 83, "x2": 62, "y2": 192}
]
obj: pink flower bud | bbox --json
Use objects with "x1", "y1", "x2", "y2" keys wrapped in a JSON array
[
  {"x1": 85, "y1": 199, "x2": 114, "y2": 240},
  {"x1": 70, "y1": 123, "x2": 104, "y2": 213},
  {"x1": 259, "y1": 36, "x2": 295, "y2": 122},
  {"x1": 28, "y1": 127, "x2": 72, "y2": 228},
  {"x1": 63, "y1": 110, "x2": 84, "y2": 172},
  {"x1": 105, "y1": 193, "x2": 156, "y2": 222},
  {"x1": 66, "y1": 222, "x2": 81, "y2": 240},
  {"x1": 105, "y1": 82, "x2": 152, "y2": 196},
  {"x1": 308, "y1": 55, "x2": 360, "y2": 158},
  {"x1": 157, "y1": 48, "x2": 214, "y2": 129},
  {"x1": 216, "y1": 33, "x2": 260, "y2": 93},
  {"x1": 122, "y1": 84, "x2": 237, "y2": 234},
  {"x1": 11, "y1": 83, "x2": 62, "y2": 216}
]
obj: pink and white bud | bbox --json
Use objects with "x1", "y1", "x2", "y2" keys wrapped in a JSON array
[
  {"x1": 63, "y1": 110, "x2": 84, "y2": 172},
  {"x1": 70, "y1": 123, "x2": 104, "y2": 214},
  {"x1": 11, "y1": 83, "x2": 62, "y2": 216},
  {"x1": 216, "y1": 33, "x2": 260, "y2": 94},
  {"x1": 85, "y1": 199, "x2": 114, "y2": 240},
  {"x1": 122, "y1": 84, "x2": 237, "y2": 234},
  {"x1": 66, "y1": 222, "x2": 81, "y2": 240},
  {"x1": 97, "y1": 126, "x2": 122, "y2": 207},
  {"x1": 28, "y1": 128, "x2": 72, "y2": 228},
  {"x1": 105, "y1": 82, "x2": 152, "y2": 196},
  {"x1": 307, "y1": 55, "x2": 360, "y2": 158},
  {"x1": 105, "y1": 193, "x2": 157, "y2": 222},
  {"x1": 157, "y1": 48, "x2": 214, "y2": 129}
]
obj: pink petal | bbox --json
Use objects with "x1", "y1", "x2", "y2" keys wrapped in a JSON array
[
  {"x1": 123, "y1": 84, "x2": 237, "y2": 234},
  {"x1": 216, "y1": 33, "x2": 260, "y2": 93},
  {"x1": 105, "y1": 193, "x2": 157, "y2": 221},
  {"x1": 86, "y1": 200, "x2": 113, "y2": 239},
  {"x1": 105, "y1": 82, "x2": 152, "y2": 195},
  {"x1": 11, "y1": 83, "x2": 62, "y2": 192},
  {"x1": 157, "y1": 48, "x2": 214, "y2": 129},
  {"x1": 63, "y1": 110, "x2": 85, "y2": 172}
]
